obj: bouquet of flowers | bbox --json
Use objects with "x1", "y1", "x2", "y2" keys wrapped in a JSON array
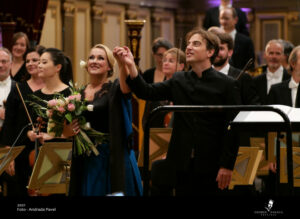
[{"x1": 27, "y1": 81, "x2": 108, "y2": 156}]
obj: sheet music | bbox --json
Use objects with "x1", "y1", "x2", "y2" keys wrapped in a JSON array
[{"x1": 233, "y1": 104, "x2": 300, "y2": 122}]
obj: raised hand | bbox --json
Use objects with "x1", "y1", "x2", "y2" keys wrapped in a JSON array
[{"x1": 113, "y1": 46, "x2": 135, "y2": 67}]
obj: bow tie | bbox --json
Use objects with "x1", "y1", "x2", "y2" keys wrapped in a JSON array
[
  {"x1": 266, "y1": 72, "x2": 280, "y2": 80},
  {"x1": 289, "y1": 79, "x2": 299, "y2": 89}
]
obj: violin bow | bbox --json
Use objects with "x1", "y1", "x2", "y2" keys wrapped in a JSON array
[
  {"x1": 16, "y1": 83, "x2": 40, "y2": 162},
  {"x1": 15, "y1": 83, "x2": 35, "y2": 130},
  {"x1": 236, "y1": 58, "x2": 254, "y2": 80}
]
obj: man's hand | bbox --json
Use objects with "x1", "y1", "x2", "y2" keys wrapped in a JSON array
[{"x1": 216, "y1": 167, "x2": 233, "y2": 190}]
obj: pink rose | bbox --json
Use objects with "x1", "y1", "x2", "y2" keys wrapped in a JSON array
[
  {"x1": 48, "y1": 99, "x2": 57, "y2": 107},
  {"x1": 68, "y1": 95, "x2": 76, "y2": 100},
  {"x1": 67, "y1": 103, "x2": 76, "y2": 112},
  {"x1": 57, "y1": 106, "x2": 66, "y2": 113},
  {"x1": 46, "y1": 109, "x2": 53, "y2": 118}
]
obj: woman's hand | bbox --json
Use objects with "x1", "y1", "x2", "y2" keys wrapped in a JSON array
[
  {"x1": 113, "y1": 46, "x2": 138, "y2": 79},
  {"x1": 62, "y1": 119, "x2": 80, "y2": 138},
  {"x1": 113, "y1": 46, "x2": 135, "y2": 67},
  {"x1": 27, "y1": 130, "x2": 44, "y2": 143}
]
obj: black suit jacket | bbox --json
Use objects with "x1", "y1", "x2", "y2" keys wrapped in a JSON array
[
  {"x1": 253, "y1": 68, "x2": 291, "y2": 105},
  {"x1": 228, "y1": 66, "x2": 260, "y2": 105},
  {"x1": 203, "y1": 6, "x2": 249, "y2": 36},
  {"x1": 127, "y1": 68, "x2": 241, "y2": 176},
  {"x1": 267, "y1": 79, "x2": 292, "y2": 106},
  {"x1": 230, "y1": 32, "x2": 255, "y2": 70}
]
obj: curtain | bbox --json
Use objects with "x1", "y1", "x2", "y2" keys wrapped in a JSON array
[{"x1": 0, "y1": 0, "x2": 49, "y2": 46}]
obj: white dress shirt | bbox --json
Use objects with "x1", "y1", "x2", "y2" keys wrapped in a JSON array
[
  {"x1": 288, "y1": 77, "x2": 299, "y2": 107},
  {"x1": 266, "y1": 66, "x2": 284, "y2": 94},
  {"x1": 214, "y1": 63, "x2": 230, "y2": 75},
  {"x1": 0, "y1": 76, "x2": 12, "y2": 127}
]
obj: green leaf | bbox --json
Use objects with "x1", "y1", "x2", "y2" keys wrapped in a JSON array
[{"x1": 65, "y1": 113, "x2": 73, "y2": 123}]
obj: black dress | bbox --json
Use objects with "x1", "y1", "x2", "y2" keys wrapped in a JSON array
[
  {"x1": 0, "y1": 81, "x2": 36, "y2": 196},
  {"x1": 141, "y1": 67, "x2": 169, "y2": 129},
  {"x1": 69, "y1": 80, "x2": 143, "y2": 196},
  {"x1": 11, "y1": 62, "x2": 28, "y2": 83},
  {"x1": 32, "y1": 88, "x2": 71, "y2": 133}
]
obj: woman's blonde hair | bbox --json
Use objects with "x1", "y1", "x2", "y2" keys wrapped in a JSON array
[
  {"x1": 163, "y1": 48, "x2": 187, "y2": 71},
  {"x1": 92, "y1": 44, "x2": 116, "y2": 78}
]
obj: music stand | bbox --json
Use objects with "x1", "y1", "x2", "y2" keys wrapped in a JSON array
[
  {"x1": 250, "y1": 137, "x2": 269, "y2": 175},
  {"x1": 138, "y1": 128, "x2": 172, "y2": 170},
  {"x1": 27, "y1": 141, "x2": 72, "y2": 195},
  {"x1": 0, "y1": 146, "x2": 25, "y2": 175},
  {"x1": 229, "y1": 147, "x2": 263, "y2": 189},
  {"x1": 280, "y1": 147, "x2": 300, "y2": 187}
]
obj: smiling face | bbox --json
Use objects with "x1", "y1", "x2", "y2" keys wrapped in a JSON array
[
  {"x1": 0, "y1": 50, "x2": 12, "y2": 81},
  {"x1": 12, "y1": 36, "x2": 27, "y2": 59},
  {"x1": 38, "y1": 52, "x2": 61, "y2": 80},
  {"x1": 87, "y1": 48, "x2": 111, "y2": 77},
  {"x1": 26, "y1": 51, "x2": 40, "y2": 76}
]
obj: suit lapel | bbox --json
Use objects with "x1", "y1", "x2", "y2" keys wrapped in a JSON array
[{"x1": 282, "y1": 80, "x2": 292, "y2": 106}]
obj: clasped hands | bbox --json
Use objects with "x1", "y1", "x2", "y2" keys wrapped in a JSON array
[{"x1": 113, "y1": 46, "x2": 135, "y2": 70}]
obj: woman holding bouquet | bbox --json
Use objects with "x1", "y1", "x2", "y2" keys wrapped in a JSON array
[
  {"x1": 68, "y1": 44, "x2": 142, "y2": 196},
  {"x1": 26, "y1": 48, "x2": 75, "y2": 143}
]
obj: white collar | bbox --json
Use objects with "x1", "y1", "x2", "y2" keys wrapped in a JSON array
[
  {"x1": 214, "y1": 63, "x2": 230, "y2": 75},
  {"x1": 266, "y1": 66, "x2": 283, "y2": 80},
  {"x1": 289, "y1": 77, "x2": 299, "y2": 89},
  {"x1": 0, "y1": 76, "x2": 11, "y2": 86}
]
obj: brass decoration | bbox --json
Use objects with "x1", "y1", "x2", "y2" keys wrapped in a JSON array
[{"x1": 124, "y1": 19, "x2": 146, "y2": 67}]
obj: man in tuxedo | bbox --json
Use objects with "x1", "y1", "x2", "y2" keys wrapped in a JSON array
[
  {"x1": 219, "y1": 7, "x2": 255, "y2": 71},
  {"x1": 263, "y1": 46, "x2": 300, "y2": 196},
  {"x1": 253, "y1": 39, "x2": 291, "y2": 104},
  {"x1": 211, "y1": 30, "x2": 259, "y2": 105},
  {"x1": 0, "y1": 48, "x2": 15, "y2": 139},
  {"x1": 268, "y1": 45, "x2": 300, "y2": 108},
  {"x1": 114, "y1": 28, "x2": 241, "y2": 196},
  {"x1": 0, "y1": 47, "x2": 16, "y2": 196},
  {"x1": 203, "y1": 0, "x2": 249, "y2": 36},
  {"x1": 279, "y1": 39, "x2": 294, "y2": 70}
]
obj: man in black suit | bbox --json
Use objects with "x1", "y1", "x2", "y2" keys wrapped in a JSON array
[
  {"x1": 211, "y1": 30, "x2": 259, "y2": 105},
  {"x1": 113, "y1": 28, "x2": 241, "y2": 196},
  {"x1": 219, "y1": 7, "x2": 255, "y2": 71},
  {"x1": 253, "y1": 39, "x2": 291, "y2": 105},
  {"x1": 203, "y1": 0, "x2": 249, "y2": 36},
  {"x1": 268, "y1": 45, "x2": 300, "y2": 108},
  {"x1": 263, "y1": 46, "x2": 300, "y2": 196}
]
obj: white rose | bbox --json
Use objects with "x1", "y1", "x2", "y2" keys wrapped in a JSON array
[
  {"x1": 80, "y1": 60, "x2": 87, "y2": 69},
  {"x1": 87, "y1": 104, "x2": 94, "y2": 112},
  {"x1": 47, "y1": 120, "x2": 56, "y2": 137}
]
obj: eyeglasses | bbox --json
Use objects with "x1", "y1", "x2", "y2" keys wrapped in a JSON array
[
  {"x1": 0, "y1": 59, "x2": 10, "y2": 65},
  {"x1": 154, "y1": 53, "x2": 164, "y2": 58}
]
